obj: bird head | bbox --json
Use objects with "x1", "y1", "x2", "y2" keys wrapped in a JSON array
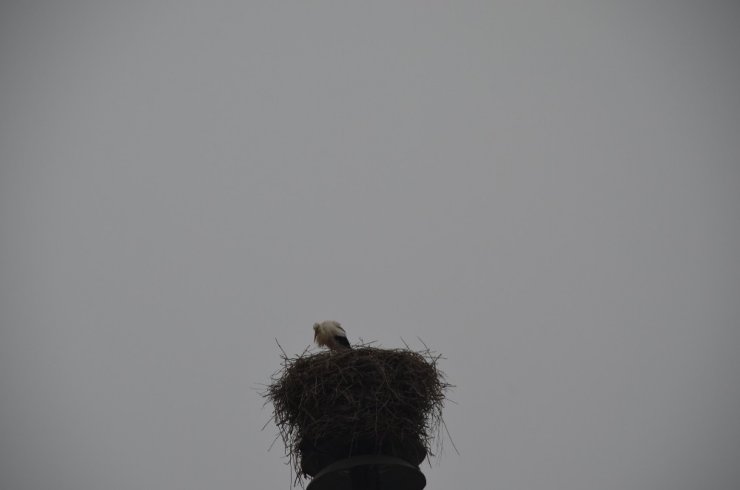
[{"x1": 313, "y1": 323, "x2": 320, "y2": 340}]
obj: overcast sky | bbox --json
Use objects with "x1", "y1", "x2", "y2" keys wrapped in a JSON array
[{"x1": 1, "y1": 2, "x2": 739, "y2": 489}]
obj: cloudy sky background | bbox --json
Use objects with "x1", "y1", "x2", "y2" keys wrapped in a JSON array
[{"x1": 1, "y1": 2, "x2": 739, "y2": 489}]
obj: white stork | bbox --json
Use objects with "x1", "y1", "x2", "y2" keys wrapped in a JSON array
[{"x1": 313, "y1": 320, "x2": 351, "y2": 351}]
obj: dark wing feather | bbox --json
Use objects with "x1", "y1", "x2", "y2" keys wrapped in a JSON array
[{"x1": 334, "y1": 335, "x2": 351, "y2": 349}]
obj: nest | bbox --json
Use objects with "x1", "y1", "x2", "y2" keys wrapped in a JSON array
[{"x1": 264, "y1": 343, "x2": 451, "y2": 482}]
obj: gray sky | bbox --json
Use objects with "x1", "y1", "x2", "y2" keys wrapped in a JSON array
[{"x1": 1, "y1": 2, "x2": 739, "y2": 489}]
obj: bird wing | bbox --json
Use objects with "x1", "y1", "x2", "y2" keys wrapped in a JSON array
[{"x1": 334, "y1": 335, "x2": 351, "y2": 349}]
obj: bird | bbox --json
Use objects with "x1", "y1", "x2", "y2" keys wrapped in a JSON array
[{"x1": 313, "y1": 320, "x2": 352, "y2": 351}]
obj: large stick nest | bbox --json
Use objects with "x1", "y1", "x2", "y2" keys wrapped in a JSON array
[{"x1": 264, "y1": 343, "x2": 451, "y2": 481}]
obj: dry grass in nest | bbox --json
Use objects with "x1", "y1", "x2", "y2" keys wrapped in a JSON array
[{"x1": 263, "y1": 342, "x2": 452, "y2": 482}]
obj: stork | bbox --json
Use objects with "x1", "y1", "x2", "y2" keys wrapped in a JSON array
[{"x1": 313, "y1": 321, "x2": 351, "y2": 351}]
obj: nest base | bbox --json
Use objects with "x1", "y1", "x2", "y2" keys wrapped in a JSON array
[
  {"x1": 306, "y1": 455, "x2": 426, "y2": 490},
  {"x1": 299, "y1": 435, "x2": 426, "y2": 477}
]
